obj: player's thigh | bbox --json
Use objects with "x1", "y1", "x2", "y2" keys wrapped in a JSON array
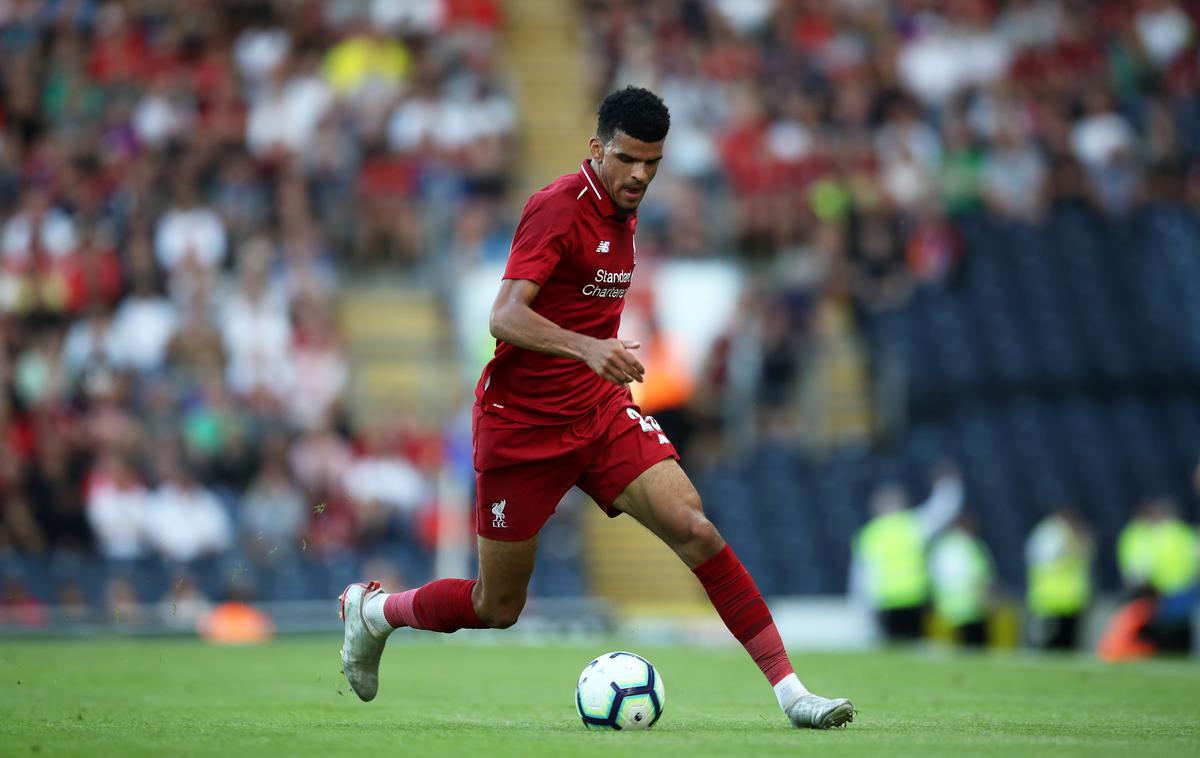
[
  {"x1": 609, "y1": 458, "x2": 724, "y2": 566},
  {"x1": 576, "y1": 400, "x2": 679, "y2": 518},
  {"x1": 475, "y1": 457, "x2": 580, "y2": 541}
]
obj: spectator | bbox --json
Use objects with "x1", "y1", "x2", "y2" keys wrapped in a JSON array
[
  {"x1": 929, "y1": 512, "x2": 996, "y2": 647},
  {"x1": 905, "y1": 204, "x2": 961, "y2": 286},
  {"x1": 847, "y1": 210, "x2": 912, "y2": 313},
  {"x1": 241, "y1": 449, "x2": 307, "y2": 559},
  {"x1": 23, "y1": 426, "x2": 90, "y2": 554},
  {"x1": 1025, "y1": 506, "x2": 1093, "y2": 650},
  {"x1": 14, "y1": 329, "x2": 67, "y2": 408},
  {"x1": 109, "y1": 262, "x2": 177, "y2": 373},
  {"x1": 143, "y1": 454, "x2": 233, "y2": 564},
  {"x1": 85, "y1": 453, "x2": 149, "y2": 563},
  {"x1": 981, "y1": 123, "x2": 1047, "y2": 220},
  {"x1": 131, "y1": 73, "x2": 192, "y2": 148},
  {"x1": 1134, "y1": 0, "x2": 1194, "y2": 68},
  {"x1": 851, "y1": 464, "x2": 964, "y2": 642},
  {"x1": 219, "y1": 237, "x2": 292, "y2": 400},
  {"x1": 938, "y1": 116, "x2": 985, "y2": 215},
  {"x1": 165, "y1": 295, "x2": 226, "y2": 381},
  {"x1": 323, "y1": 21, "x2": 410, "y2": 102},
  {"x1": 212, "y1": 153, "x2": 270, "y2": 242},
  {"x1": 153, "y1": 179, "x2": 227, "y2": 275},
  {"x1": 2, "y1": 188, "x2": 77, "y2": 270},
  {"x1": 875, "y1": 97, "x2": 941, "y2": 210},
  {"x1": 62, "y1": 225, "x2": 123, "y2": 313},
  {"x1": 291, "y1": 413, "x2": 353, "y2": 496},
  {"x1": 245, "y1": 47, "x2": 333, "y2": 159},
  {"x1": 285, "y1": 294, "x2": 347, "y2": 429},
  {"x1": 343, "y1": 424, "x2": 428, "y2": 515},
  {"x1": 1117, "y1": 497, "x2": 1198, "y2": 653}
]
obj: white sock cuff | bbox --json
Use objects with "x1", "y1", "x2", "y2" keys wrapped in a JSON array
[
  {"x1": 773, "y1": 673, "x2": 809, "y2": 712},
  {"x1": 363, "y1": 592, "x2": 393, "y2": 636}
]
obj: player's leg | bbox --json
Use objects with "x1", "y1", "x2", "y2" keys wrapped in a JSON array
[
  {"x1": 339, "y1": 425, "x2": 575, "y2": 702},
  {"x1": 372, "y1": 534, "x2": 539, "y2": 632},
  {"x1": 608, "y1": 459, "x2": 854, "y2": 729},
  {"x1": 338, "y1": 535, "x2": 538, "y2": 701},
  {"x1": 471, "y1": 534, "x2": 539, "y2": 628}
]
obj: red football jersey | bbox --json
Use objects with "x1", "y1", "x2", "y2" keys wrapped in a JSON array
[{"x1": 475, "y1": 160, "x2": 638, "y2": 424}]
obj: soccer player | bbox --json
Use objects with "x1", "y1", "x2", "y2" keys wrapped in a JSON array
[{"x1": 339, "y1": 86, "x2": 854, "y2": 729}]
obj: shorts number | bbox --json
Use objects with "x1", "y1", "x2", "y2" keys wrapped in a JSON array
[{"x1": 626, "y1": 408, "x2": 662, "y2": 434}]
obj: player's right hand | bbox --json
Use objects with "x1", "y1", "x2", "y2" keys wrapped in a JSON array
[{"x1": 584, "y1": 338, "x2": 645, "y2": 384}]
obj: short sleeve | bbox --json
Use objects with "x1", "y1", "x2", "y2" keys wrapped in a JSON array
[{"x1": 503, "y1": 196, "x2": 572, "y2": 286}]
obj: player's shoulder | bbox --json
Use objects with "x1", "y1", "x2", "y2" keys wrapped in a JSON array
[{"x1": 523, "y1": 169, "x2": 591, "y2": 219}]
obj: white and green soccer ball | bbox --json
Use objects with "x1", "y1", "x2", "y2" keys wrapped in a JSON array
[{"x1": 575, "y1": 651, "x2": 666, "y2": 730}]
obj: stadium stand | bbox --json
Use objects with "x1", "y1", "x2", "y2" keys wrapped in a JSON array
[{"x1": 2, "y1": 0, "x2": 1200, "y2": 627}]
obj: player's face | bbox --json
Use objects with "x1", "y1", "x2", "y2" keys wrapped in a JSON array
[{"x1": 589, "y1": 130, "x2": 664, "y2": 213}]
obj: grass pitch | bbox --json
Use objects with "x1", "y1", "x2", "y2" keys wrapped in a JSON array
[{"x1": 1, "y1": 636, "x2": 1197, "y2": 757}]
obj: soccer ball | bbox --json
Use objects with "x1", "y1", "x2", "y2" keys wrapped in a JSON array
[{"x1": 575, "y1": 651, "x2": 666, "y2": 730}]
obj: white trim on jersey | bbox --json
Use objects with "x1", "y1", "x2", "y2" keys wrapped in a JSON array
[
  {"x1": 580, "y1": 163, "x2": 603, "y2": 201},
  {"x1": 576, "y1": 186, "x2": 588, "y2": 200}
]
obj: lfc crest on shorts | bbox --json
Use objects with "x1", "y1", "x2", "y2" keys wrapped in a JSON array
[{"x1": 491, "y1": 499, "x2": 507, "y2": 528}]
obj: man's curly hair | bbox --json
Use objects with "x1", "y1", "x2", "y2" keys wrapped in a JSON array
[{"x1": 596, "y1": 86, "x2": 670, "y2": 144}]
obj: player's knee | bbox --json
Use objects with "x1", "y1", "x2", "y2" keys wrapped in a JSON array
[
  {"x1": 477, "y1": 595, "x2": 526, "y2": 629},
  {"x1": 486, "y1": 605, "x2": 523, "y2": 629},
  {"x1": 670, "y1": 492, "x2": 718, "y2": 547},
  {"x1": 684, "y1": 512, "x2": 721, "y2": 552}
]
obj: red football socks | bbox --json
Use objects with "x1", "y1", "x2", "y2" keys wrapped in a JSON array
[
  {"x1": 379, "y1": 547, "x2": 794, "y2": 690},
  {"x1": 692, "y1": 545, "x2": 794, "y2": 686},
  {"x1": 383, "y1": 578, "x2": 484, "y2": 633}
]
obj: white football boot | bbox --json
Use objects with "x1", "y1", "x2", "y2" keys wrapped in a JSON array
[
  {"x1": 786, "y1": 693, "x2": 855, "y2": 729},
  {"x1": 338, "y1": 581, "x2": 389, "y2": 701}
]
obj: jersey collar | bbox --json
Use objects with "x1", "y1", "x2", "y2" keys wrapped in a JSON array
[{"x1": 580, "y1": 160, "x2": 626, "y2": 218}]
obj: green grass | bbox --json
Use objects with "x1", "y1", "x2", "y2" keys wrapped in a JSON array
[{"x1": 1, "y1": 636, "x2": 1198, "y2": 757}]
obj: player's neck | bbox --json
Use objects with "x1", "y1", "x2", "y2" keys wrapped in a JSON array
[{"x1": 588, "y1": 159, "x2": 631, "y2": 219}]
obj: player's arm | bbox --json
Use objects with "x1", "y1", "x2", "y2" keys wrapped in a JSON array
[
  {"x1": 489, "y1": 278, "x2": 644, "y2": 384},
  {"x1": 914, "y1": 462, "x2": 963, "y2": 541}
]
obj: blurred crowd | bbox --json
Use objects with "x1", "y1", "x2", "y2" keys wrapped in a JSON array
[
  {"x1": 584, "y1": 0, "x2": 1200, "y2": 273},
  {"x1": 582, "y1": 0, "x2": 1200, "y2": 440},
  {"x1": 0, "y1": 0, "x2": 508, "y2": 618}
]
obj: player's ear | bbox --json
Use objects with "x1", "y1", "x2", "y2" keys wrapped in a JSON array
[{"x1": 588, "y1": 136, "x2": 604, "y2": 162}]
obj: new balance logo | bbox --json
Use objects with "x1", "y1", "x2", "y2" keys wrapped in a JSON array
[
  {"x1": 595, "y1": 240, "x2": 611, "y2": 254},
  {"x1": 491, "y1": 499, "x2": 507, "y2": 528}
]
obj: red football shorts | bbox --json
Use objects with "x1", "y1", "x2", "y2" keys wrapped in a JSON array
[{"x1": 472, "y1": 392, "x2": 680, "y2": 541}]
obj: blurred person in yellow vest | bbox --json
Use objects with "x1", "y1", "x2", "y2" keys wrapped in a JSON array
[
  {"x1": 1118, "y1": 498, "x2": 1198, "y2": 598},
  {"x1": 1117, "y1": 500, "x2": 1158, "y2": 591},
  {"x1": 1025, "y1": 506, "x2": 1093, "y2": 650},
  {"x1": 851, "y1": 463, "x2": 963, "y2": 642},
  {"x1": 1108, "y1": 497, "x2": 1198, "y2": 656},
  {"x1": 929, "y1": 511, "x2": 996, "y2": 647}
]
